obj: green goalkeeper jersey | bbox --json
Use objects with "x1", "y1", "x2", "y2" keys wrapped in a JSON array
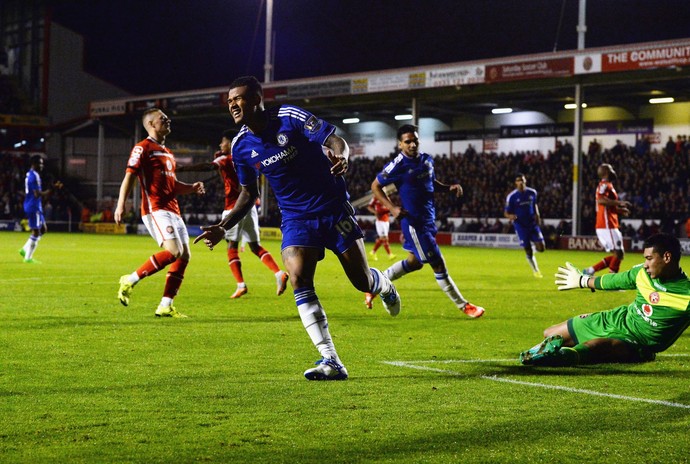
[{"x1": 594, "y1": 264, "x2": 690, "y2": 351}]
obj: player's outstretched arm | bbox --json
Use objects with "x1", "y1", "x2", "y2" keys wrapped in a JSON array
[
  {"x1": 555, "y1": 262, "x2": 592, "y2": 291},
  {"x1": 194, "y1": 182, "x2": 258, "y2": 250}
]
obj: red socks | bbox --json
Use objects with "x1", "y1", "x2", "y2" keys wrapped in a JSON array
[{"x1": 137, "y1": 250, "x2": 176, "y2": 278}]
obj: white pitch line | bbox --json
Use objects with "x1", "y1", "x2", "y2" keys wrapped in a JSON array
[{"x1": 385, "y1": 360, "x2": 690, "y2": 410}]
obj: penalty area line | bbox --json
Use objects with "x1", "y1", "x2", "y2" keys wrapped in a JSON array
[{"x1": 384, "y1": 360, "x2": 690, "y2": 410}]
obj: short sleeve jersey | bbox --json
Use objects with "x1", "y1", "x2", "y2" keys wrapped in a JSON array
[
  {"x1": 231, "y1": 105, "x2": 348, "y2": 220},
  {"x1": 212, "y1": 152, "x2": 241, "y2": 211},
  {"x1": 368, "y1": 197, "x2": 390, "y2": 222},
  {"x1": 595, "y1": 264, "x2": 690, "y2": 351},
  {"x1": 376, "y1": 152, "x2": 436, "y2": 226},
  {"x1": 24, "y1": 168, "x2": 42, "y2": 212},
  {"x1": 125, "y1": 137, "x2": 181, "y2": 217},
  {"x1": 595, "y1": 179, "x2": 619, "y2": 229},
  {"x1": 504, "y1": 187, "x2": 538, "y2": 227}
]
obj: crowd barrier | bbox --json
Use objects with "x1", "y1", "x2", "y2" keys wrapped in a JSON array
[{"x1": 4, "y1": 220, "x2": 690, "y2": 254}]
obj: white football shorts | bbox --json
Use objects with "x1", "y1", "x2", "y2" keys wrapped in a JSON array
[
  {"x1": 375, "y1": 219, "x2": 390, "y2": 238},
  {"x1": 142, "y1": 210, "x2": 189, "y2": 247},
  {"x1": 222, "y1": 206, "x2": 260, "y2": 243},
  {"x1": 596, "y1": 227, "x2": 623, "y2": 252}
]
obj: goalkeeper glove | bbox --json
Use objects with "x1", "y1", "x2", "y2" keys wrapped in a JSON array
[{"x1": 554, "y1": 262, "x2": 591, "y2": 291}]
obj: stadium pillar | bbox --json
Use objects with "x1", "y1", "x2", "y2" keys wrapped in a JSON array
[
  {"x1": 572, "y1": 84, "x2": 583, "y2": 235},
  {"x1": 97, "y1": 120, "x2": 104, "y2": 207},
  {"x1": 264, "y1": 0, "x2": 274, "y2": 83},
  {"x1": 411, "y1": 97, "x2": 418, "y2": 126},
  {"x1": 571, "y1": 0, "x2": 587, "y2": 235}
]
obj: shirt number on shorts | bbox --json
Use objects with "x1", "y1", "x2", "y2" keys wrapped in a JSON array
[{"x1": 335, "y1": 217, "x2": 355, "y2": 238}]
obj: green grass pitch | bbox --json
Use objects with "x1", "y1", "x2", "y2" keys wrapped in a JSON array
[{"x1": 2, "y1": 232, "x2": 689, "y2": 463}]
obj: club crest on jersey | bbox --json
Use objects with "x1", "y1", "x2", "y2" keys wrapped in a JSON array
[
  {"x1": 276, "y1": 133, "x2": 289, "y2": 146},
  {"x1": 649, "y1": 292, "x2": 660, "y2": 304},
  {"x1": 304, "y1": 116, "x2": 322, "y2": 133},
  {"x1": 166, "y1": 225, "x2": 174, "y2": 234},
  {"x1": 166, "y1": 160, "x2": 173, "y2": 170},
  {"x1": 642, "y1": 303, "x2": 653, "y2": 317}
]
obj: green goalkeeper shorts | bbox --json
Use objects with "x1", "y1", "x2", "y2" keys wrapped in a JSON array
[{"x1": 567, "y1": 305, "x2": 656, "y2": 362}]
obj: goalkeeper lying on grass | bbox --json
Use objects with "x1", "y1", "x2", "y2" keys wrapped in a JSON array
[{"x1": 520, "y1": 233, "x2": 690, "y2": 366}]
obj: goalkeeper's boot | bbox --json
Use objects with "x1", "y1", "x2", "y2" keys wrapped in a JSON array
[
  {"x1": 388, "y1": 253, "x2": 396, "y2": 260},
  {"x1": 155, "y1": 304, "x2": 188, "y2": 318},
  {"x1": 462, "y1": 302, "x2": 485, "y2": 318},
  {"x1": 520, "y1": 335, "x2": 565, "y2": 365},
  {"x1": 276, "y1": 271, "x2": 289, "y2": 296},
  {"x1": 304, "y1": 357, "x2": 349, "y2": 381},
  {"x1": 533, "y1": 271, "x2": 544, "y2": 278},
  {"x1": 380, "y1": 283, "x2": 401, "y2": 317},
  {"x1": 369, "y1": 250, "x2": 378, "y2": 261},
  {"x1": 118, "y1": 275, "x2": 134, "y2": 307}
]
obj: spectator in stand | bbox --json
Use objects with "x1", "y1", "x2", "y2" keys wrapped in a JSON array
[{"x1": 666, "y1": 136, "x2": 676, "y2": 157}]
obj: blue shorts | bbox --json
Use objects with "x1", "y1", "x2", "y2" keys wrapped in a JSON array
[
  {"x1": 25, "y1": 208, "x2": 45, "y2": 230},
  {"x1": 401, "y1": 218, "x2": 441, "y2": 265},
  {"x1": 281, "y1": 209, "x2": 363, "y2": 259},
  {"x1": 513, "y1": 222, "x2": 544, "y2": 248}
]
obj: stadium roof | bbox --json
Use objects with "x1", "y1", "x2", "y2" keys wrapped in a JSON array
[{"x1": 86, "y1": 38, "x2": 690, "y2": 144}]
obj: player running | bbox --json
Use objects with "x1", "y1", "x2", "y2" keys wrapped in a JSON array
[
  {"x1": 177, "y1": 130, "x2": 288, "y2": 299},
  {"x1": 115, "y1": 108, "x2": 205, "y2": 318},
  {"x1": 521, "y1": 233, "x2": 690, "y2": 366},
  {"x1": 364, "y1": 124, "x2": 485, "y2": 318},
  {"x1": 504, "y1": 173, "x2": 545, "y2": 278},
  {"x1": 195, "y1": 76, "x2": 400, "y2": 381}
]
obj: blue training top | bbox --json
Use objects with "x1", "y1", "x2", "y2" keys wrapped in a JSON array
[{"x1": 231, "y1": 105, "x2": 350, "y2": 220}]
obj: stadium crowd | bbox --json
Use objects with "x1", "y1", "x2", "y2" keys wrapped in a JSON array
[{"x1": 3, "y1": 136, "x2": 690, "y2": 240}]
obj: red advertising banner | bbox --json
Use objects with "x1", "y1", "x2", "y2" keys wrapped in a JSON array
[
  {"x1": 486, "y1": 58, "x2": 572, "y2": 83},
  {"x1": 602, "y1": 44, "x2": 690, "y2": 72}
]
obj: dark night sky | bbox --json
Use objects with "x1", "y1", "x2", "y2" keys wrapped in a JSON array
[{"x1": 50, "y1": 0, "x2": 690, "y2": 95}]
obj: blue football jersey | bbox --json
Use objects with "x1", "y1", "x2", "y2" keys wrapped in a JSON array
[
  {"x1": 231, "y1": 105, "x2": 350, "y2": 220},
  {"x1": 376, "y1": 152, "x2": 436, "y2": 226},
  {"x1": 504, "y1": 187, "x2": 538, "y2": 227},
  {"x1": 24, "y1": 169, "x2": 43, "y2": 212}
]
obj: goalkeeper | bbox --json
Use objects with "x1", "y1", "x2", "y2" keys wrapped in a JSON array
[{"x1": 520, "y1": 233, "x2": 690, "y2": 366}]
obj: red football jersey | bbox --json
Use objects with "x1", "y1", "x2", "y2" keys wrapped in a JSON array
[
  {"x1": 595, "y1": 179, "x2": 619, "y2": 229},
  {"x1": 369, "y1": 197, "x2": 390, "y2": 222},
  {"x1": 126, "y1": 137, "x2": 181, "y2": 216},
  {"x1": 213, "y1": 152, "x2": 241, "y2": 210}
]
